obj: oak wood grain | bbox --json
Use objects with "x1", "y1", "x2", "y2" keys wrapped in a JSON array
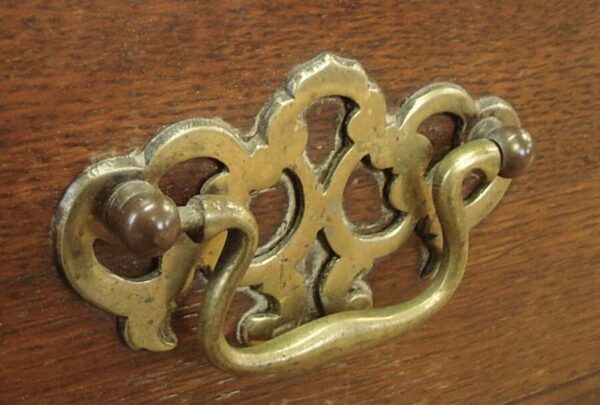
[{"x1": 1, "y1": 1, "x2": 599, "y2": 403}]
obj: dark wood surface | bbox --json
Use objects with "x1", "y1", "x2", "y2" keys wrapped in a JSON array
[{"x1": 1, "y1": 1, "x2": 599, "y2": 403}]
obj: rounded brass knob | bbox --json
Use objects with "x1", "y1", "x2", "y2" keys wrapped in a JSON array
[
  {"x1": 104, "y1": 180, "x2": 181, "y2": 257},
  {"x1": 487, "y1": 126, "x2": 535, "y2": 178}
]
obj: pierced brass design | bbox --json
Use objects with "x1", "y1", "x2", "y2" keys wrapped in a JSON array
[{"x1": 54, "y1": 53, "x2": 533, "y2": 371}]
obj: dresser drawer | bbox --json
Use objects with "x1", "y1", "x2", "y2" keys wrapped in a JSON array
[{"x1": 1, "y1": 1, "x2": 598, "y2": 403}]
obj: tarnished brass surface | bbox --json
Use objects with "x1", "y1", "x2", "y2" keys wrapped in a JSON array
[{"x1": 54, "y1": 53, "x2": 533, "y2": 370}]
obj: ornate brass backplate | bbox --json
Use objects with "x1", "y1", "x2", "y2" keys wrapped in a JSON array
[{"x1": 54, "y1": 53, "x2": 533, "y2": 372}]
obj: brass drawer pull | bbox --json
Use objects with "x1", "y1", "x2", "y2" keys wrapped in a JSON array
[{"x1": 54, "y1": 53, "x2": 533, "y2": 373}]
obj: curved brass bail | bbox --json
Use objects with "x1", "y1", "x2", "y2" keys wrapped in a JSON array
[{"x1": 196, "y1": 139, "x2": 502, "y2": 373}]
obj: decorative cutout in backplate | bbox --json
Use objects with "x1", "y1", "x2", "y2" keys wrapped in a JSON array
[{"x1": 54, "y1": 53, "x2": 524, "y2": 353}]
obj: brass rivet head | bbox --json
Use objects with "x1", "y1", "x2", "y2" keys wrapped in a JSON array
[
  {"x1": 104, "y1": 180, "x2": 181, "y2": 257},
  {"x1": 487, "y1": 126, "x2": 534, "y2": 178}
]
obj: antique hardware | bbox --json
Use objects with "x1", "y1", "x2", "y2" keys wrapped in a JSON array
[{"x1": 53, "y1": 53, "x2": 533, "y2": 372}]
